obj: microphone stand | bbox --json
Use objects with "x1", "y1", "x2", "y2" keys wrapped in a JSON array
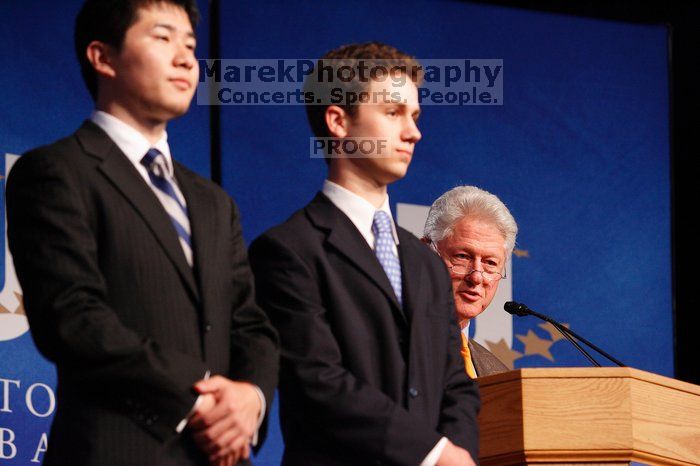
[
  {"x1": 547, "y1": 319, "x2": 601, "y2": 367},
  {"x1": 505, "y1": 301, "x2": 625, "y2": 367}
]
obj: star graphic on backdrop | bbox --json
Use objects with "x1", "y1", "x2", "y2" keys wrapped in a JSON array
[
  {"x1": 485, "y1": 338, "x2": 523, "y2": 369},
  {"x1": 0, "y1": 293, "x2": 25, "y2": 315},
  {"x1": 538, "y1": 322, "x2": 569, "y2": 342},
  {"x1": 13, "y1": 292, "x2": 26, "y2": 316},
  {"x1": 516, "y1": 330, "x2": 554, "y2": 361},
  {"x1": 513, "y1": 248, "x2": 529, "y2": 258}
]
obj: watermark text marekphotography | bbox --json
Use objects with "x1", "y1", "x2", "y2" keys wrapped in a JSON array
[{"x1": 198, "y1": 59, "x2": 503, "y2": 106}]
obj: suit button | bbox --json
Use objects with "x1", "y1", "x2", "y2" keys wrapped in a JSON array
[
  {"x1": 204, "y1": 323, "x2": 212, "y2": 332},
  {"x1": 409, "y1": 387, "x2": 419, "y2": 398}
]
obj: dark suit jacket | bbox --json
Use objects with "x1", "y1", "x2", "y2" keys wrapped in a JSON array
[
  {"x1": 6, "y1": 121, "x2": 278, "y2": 466},
  {"x1": 248, "y1": 193, "x2": 480, "y2": 466},
  {"x1": 470, "y1": 340, "x2": 509, "y2": 377}
]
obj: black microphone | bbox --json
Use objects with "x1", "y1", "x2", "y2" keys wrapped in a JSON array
[
  {"x1": 504, "y1": 301, "x2": 625, "y2": 367},
  {"x1": 503, "y1": 301, "x2": 529, "y2": 317}
]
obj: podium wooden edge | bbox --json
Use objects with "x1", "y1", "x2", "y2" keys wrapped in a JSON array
[
  {"x1": 477, "y1": 367, "x2": 700, "y2": 397},
  {"x1": 476, "y1": 367, "x2": 700, "y2": 465}
]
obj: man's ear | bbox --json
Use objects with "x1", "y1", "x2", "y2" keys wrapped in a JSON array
[
  {"x1": 325, "y1": 105, "x2": 348, "y2": 138},
  {"x1": 86, "y1": 40, "x2": 117, "y2": 79}
]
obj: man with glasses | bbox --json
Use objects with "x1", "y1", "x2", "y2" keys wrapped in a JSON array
[{"x1": 423, "y1": 186, "x2": 518, "y2": 377}]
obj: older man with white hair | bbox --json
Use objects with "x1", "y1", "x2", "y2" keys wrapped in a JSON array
[{"x1": 423, "y1": 186, "x2": 517, "y2": 378}]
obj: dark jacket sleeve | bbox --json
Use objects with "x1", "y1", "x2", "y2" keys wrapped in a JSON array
[
  {"x1": 224, "y1": 198, "x2": 280, "y2": 446},
  {"x1": 6, "y1": 149, "x2": 206, "y2": 441}
]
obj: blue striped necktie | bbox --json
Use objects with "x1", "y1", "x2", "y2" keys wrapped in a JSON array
[
  {"x1": 372, "y1": 210, "x2": 402, "y2": 305},
  {"x1": 141, "y1": 148, "x2": 193, "y2": 266}
]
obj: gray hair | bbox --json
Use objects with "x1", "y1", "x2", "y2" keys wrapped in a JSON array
[{"x1": 423, "y1": 186, "x2": 518, "y2": 256}]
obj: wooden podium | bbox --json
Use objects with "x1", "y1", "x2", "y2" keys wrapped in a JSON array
[{"x1": 477, "y1": 367, "x2": 700, "y2": 465}]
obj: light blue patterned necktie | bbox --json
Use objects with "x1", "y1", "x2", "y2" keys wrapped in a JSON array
[
  {"x1": 372, "y1": 210, "x2": 402, "y2": 305},
  {"x1": 141, "y1": 148, "x2": 193, "y2": 266}
]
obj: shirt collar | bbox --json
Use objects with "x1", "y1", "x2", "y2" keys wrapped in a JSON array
[
  {"x1": 90, "y1": 110, "x2": 173, "y2": 176},
  {"x1": 461, "y1": 320, "x2": 471, "y2": 340},
  {"x1": 322, "y1": 180, "x2": 400, "y2": 246}
]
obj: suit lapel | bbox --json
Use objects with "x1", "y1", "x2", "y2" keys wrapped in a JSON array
[
  {"x1": 306, "y1": 193, "x2": 405, "y2": 321},
  {"x1": 398, "y1": 229, "x2": 430, "y2": 377},
  {"x1": 468, "y1": 340, "x2": 482, "y2": 377},
  {"x1": 397, "y1": 228, "x2": 426, "y2": 323},
  {"x1": 76, "y1": 121, "x2": 199, "y2": 302},
  {"x1": 175, "y1": 165, "x2": 214, "y2": 313},
  {"x1": 469, "y1": 338, "x2": 509, "y2": 376}
]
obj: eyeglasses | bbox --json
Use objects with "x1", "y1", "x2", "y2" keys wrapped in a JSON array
[
  {"x1": 446, "y1": 263, "x2": 506, "y2": 283},
  {"x1": 427, "y1": 240, "x2": 506, "y2": 282}
]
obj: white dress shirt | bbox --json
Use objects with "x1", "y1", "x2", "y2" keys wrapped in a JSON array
[
  {"x1": 321, "y1": 179, "x2": 448, "y2": 466},
  {"x1": 461, "y1": 321, "x2": 471, "y2": 340},
  {"x1": 91, "y1": 110, "x2": 176, "y2": 184},
  {"x1": 322, "y1": 180, "x2": 399, "y2": 255}
]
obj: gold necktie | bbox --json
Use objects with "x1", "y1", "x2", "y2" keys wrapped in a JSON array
[{"x1": 461, "y1": 333, "x2": 477, "y2": 378}]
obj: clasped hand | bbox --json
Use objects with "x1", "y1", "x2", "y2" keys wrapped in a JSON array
[{"x1": 187, "y1": 376, "x2": 262, "y2": 466}]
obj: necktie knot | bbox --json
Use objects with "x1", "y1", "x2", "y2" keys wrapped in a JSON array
[
  {"x1": 141, "y1": 148, "x2": 166, "y2": 175},
  {"x1": 372, "y1": 210, "x2": 393, "y2": 235}
]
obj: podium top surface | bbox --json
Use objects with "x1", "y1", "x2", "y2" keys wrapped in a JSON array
[{"x1": 477, "y1": 367, "x2": 700, "y2": 396}]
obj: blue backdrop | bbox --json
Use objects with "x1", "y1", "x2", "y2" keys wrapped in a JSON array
[{"x1": 1, "y1": 1, "x2": 669, "y2": 464}]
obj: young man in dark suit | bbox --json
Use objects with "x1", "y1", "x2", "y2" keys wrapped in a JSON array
[
  {"x1": 249, "y1": 43, "x2": 480, "y2": 466},
  {"x1": 5, "y1": 1, "x2": 278, "y2": 464}
]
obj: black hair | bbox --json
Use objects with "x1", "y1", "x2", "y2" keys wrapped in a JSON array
[{"x1": 75, "y1": 0, "x2": 200, "y2": 100}]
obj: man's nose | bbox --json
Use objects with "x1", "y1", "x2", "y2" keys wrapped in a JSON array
[
  {"x1": 464, "y1": 268, "x2": 484, "y2": 285},
  {"x1": 174, "y1": 44, "x2": 196, "y2": 70},
  {"x1": 402, "y1": 117, "x2": 421, "y2": 143}
]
